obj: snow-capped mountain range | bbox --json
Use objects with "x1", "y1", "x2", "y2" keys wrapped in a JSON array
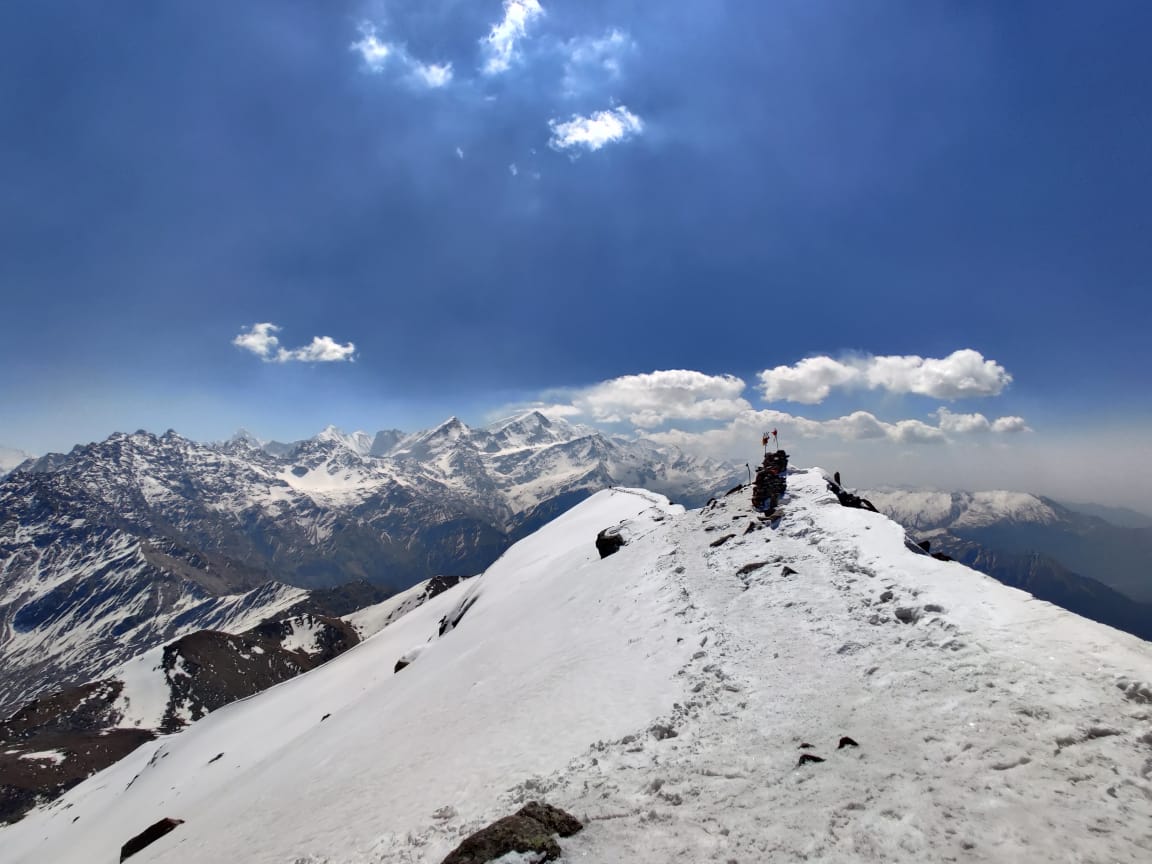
[
  {"x1": 0, "y1": 412, "x2": 739, "y2": 714},
  {"x1": 3, "y1": 469, "x2": 1149, "y2": 863}
]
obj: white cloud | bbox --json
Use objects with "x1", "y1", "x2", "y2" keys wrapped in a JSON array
[
  {"x1": 755, "y1": 356, "x2": 859, "y2": 404},
  {"x1": 560, "y1": 370, "x2": 751, "y2": 428},
  {"x1": 561, "y1": 28, "x2": 634, "y2": 95},
  {"x1": 455, "y1": 146, "x2": 465, "y2": 159},
  {"x1": 936, "y1": 408, "x2": 1032, "y2": 435},
  {"x1": 548, "y1": 106, "x2": 643, "y2": 152},
  {"x1": 350, "y1": 23, "x2": 395, "y2": 72},
  {"x1": 935, "y1": 407, "x2": 993, "y2": 434},
  {"x1": 758, "y1": 349, "x2": 1013, "y2": 403},
  {"x1": 991, "y1": 415, "x2": 1030, "y2": 434},
  {"x1": 888, "y1": 419, "x2": 947, "y2": 445},
  {"x1": 509, "y1": 162, "x2": 519, "y2": 176},
  {"x1": 232, "y1": 322, "x2": 282, "y2": 360},
  {"x1": 352, "y1": 22, "x2": 454, "y2": 90},
  {"x1": 411, "y1": 61, "x2": 453, "y2": 88},
  {"x1": 645, "y1": 409, "x2": 953, "y2": 458},
  {"x1": 481, "y1": 0, "x2": 544, "y2": 75},
  {"x1": 641, "y1": 405, "x2": 1028, "y2": 456},
  {"x1": 283, "y1": 336, "x2": 356, "y2": 363},
  {"x1": 233, "y1": 323, "x2": 355, "y2": 364}
]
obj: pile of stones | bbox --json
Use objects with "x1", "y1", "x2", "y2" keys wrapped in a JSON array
[{"x1": 751, "y1": 450, "x2": 789, "y2": 512}]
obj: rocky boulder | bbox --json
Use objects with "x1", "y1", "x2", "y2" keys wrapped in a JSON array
[
  {"x1": 595, "y1": 527, "x2": 626, "y2": 558},
  {"x1": 440, "y1": 801, "x2": 582, "y2": 864}
]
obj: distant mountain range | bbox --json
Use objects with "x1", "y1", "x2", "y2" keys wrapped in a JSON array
[
  {"x1": 862, "y1": 488, "x2": 1152, "y2": 640},
  {"x1": 0, "y1": 412, "x2": 739, "y2": 715}
]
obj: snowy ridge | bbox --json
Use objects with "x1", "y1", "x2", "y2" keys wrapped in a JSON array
[
  {"x1": 3, "y1": 472, "x2": 1150, "y2": 863},
  {"x1": 345, "y1": 577, "x2": 470, "y2": 640}
]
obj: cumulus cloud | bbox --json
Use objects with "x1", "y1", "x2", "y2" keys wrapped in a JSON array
[
  {"x1": 758, "y1": 349, "x2": 1013, "y2": 403},
  {"x1": 888, "y1": 419, "x2": 947, "y2": 445},
  {"x1": 991, "y1": 415, "x2": 1030, "y2": 434},
  {"x1": 232, "y1": 322, "x2": 282, "y2": 360},
  {"x1": 645, "y1": 409, "x2": 953, "y2": 458},
  {"x1": 535, "y1": 365, "x2": 1028, "y2": 443},
  {"x1": 233, "y1": 323, "x2": 355, "y2": 364},
  {"x1": 936, "y1": 408, "x2": 1032, "y2": 435},
  {"x1": 755, "y1": 356, "x2": 859, "y2": 404},
  {"x1": 285, "y1": 336, "x2": 357, "y2": 363},
  {"x1": 643, "y1": 401, "x2": 1035, "y2": 461},
  {"x1": 481, "y1": 0, "x2": 544, "y2": 75},
  {"x1": 561, "y1": 28, "x2": 635, "y2": 95},
  {"x1": 558, "y1": 370, "x2": 751, "y2": 428},
  {"x1": 548, "y1": 106, "x2": 643, "y2": 152},
  {"x1": 351, "y1": 23, "x2": 454, "y2": 89}
]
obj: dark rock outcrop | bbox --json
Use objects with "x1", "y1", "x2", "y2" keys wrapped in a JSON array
[
  {"x1": 439, "y1": 801, "x2": 582, "y2": 864},
  {"x1": 595, "y1": 527, "x2": 626, "y2": 558},
  {"x1": 120, "y1": 817, "x2": 183, "y2": 861}
]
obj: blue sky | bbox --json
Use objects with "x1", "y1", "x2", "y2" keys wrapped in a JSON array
[{"x1": 1, "y1": 1, "x2": 1150, "y2": 505}]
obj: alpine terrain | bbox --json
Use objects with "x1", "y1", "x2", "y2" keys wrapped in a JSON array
[
  {"x1": 0, "y1": 411, "x2": 738, "y2": 715},
  {"x1": 2, "y1": 465, "x2": 1149, "y2": 863}
]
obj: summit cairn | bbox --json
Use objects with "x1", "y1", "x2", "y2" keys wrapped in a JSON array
[{"x1": 752, "y1": 449, "x2": 789, "y2": 512}]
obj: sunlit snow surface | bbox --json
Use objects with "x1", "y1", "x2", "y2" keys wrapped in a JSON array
[{"x1": 3, "y1": 474, "x2": 1151, "y2": 863}]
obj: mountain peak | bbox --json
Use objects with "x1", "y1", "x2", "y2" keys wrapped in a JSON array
[
  {"x1": 313, "y1": 426, "x2": 374, "y2": 457},
  {"x1": 228, "y1": 428, "x2": 263, "y2": 449}
]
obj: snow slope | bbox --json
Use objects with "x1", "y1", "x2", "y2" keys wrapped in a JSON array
[{"x1": 3, "y1": 473, "x2": 1150, "y2": 864}]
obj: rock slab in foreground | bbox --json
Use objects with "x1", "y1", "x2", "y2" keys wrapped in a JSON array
[{"x1": 440, "y1": 801, "x2": 582, "y2": 864}]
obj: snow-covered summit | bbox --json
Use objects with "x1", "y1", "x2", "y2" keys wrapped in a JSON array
[
  {"x1": 314, "y1": 425, "x2": 375, "y2": 457},
  {"x1": 5, "y1": 470, "x2": 1149, "y2": 863}
]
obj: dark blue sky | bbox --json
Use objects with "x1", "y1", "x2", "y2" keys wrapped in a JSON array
[{"x1": 1, "y1": 1, "x2": 1150, "y2": 501}]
